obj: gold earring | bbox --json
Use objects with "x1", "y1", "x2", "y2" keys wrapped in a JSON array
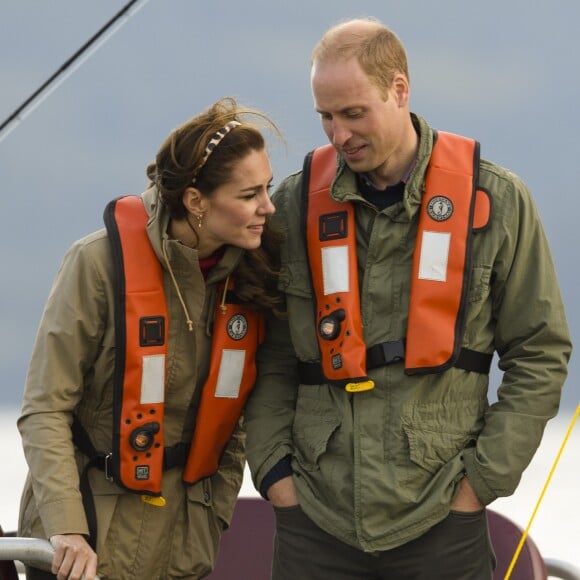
[{"x1": 197, "y1": 214, "x2": 204, "y2": 228}]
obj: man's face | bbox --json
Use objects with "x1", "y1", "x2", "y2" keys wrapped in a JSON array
[{"x1": 311, "y1": 57, "x2": 408, "y2": 181}]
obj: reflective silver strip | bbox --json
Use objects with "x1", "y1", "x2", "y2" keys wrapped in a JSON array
[
  {"x1": 322, "y1": 245, "x2": 349, "y2": 295},
  {"x1": 215, "y1": 349, "x2": 245, "y2": 398},
  {"x1": 418, "y1": 231, "x2": 450, "y2": 282},
  {"x1": 140, "y1": 354, "x2": 165, "y2": 404}
]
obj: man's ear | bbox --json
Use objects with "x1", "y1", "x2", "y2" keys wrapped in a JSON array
[{"x1": 392, "y1": 73, "x2": 410, "y2": 107}]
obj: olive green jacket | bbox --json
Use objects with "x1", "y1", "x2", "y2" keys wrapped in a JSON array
[
  {"x1": 245, "y1": 115, "x2": 572, "y2": 552},
  {"x1": 18, "y1": 187, "x2": 245, "y2": 579}
]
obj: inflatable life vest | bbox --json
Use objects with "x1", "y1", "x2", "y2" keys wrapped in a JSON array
[
  {"x1": 98, "y1": 195, "x2": 263, "y2": 495},
  {"x1": 300, "y1": 131, "x2": 493, "y2": 390}
]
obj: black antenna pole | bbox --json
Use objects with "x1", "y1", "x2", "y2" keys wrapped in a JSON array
[{"x1": 0, "y1": 0, "x2": 147, "y2": 140}]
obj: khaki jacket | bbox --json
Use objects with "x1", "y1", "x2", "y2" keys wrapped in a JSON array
[
  {"x1": 245, "y1": 115, "x2": 572, "y2": 552},
  {"x1": 18, "y1": 187, "x2": 245, "y2": 579}
]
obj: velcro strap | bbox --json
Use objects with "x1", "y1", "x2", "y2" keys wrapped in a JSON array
[
  {"x1": 81, "y1": 444, "x2": 188, "y2": 473},
  {"x1": 73, "y1": 416, "x2": 189, "y2": 473},
  {"x1": 298, "y1": 342, "x2": 492, "y2": 385},
  {"x1": 454, "y1": 347, "x2": 493, "y2": 374}
]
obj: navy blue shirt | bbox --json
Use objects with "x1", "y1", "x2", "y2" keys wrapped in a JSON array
[
  {"x1": 357, "y1": 174, "x2": 405, "y2": 210},
  {"x1": 356, "y1": 158, "x2": 416, "y2": 210}
]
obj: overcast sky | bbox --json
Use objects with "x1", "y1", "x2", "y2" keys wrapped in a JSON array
[{"x1": 1, "y1": 0, "x2": 578, "y2": 413}]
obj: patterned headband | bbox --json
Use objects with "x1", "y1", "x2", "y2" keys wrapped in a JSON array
[{"x1": 191, "y1": 120, "x2": 241, "y2": 185}]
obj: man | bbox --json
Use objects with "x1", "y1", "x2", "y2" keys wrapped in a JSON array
[{"x1": 245, "y1": 17, "x2": 572, "y2": 579}]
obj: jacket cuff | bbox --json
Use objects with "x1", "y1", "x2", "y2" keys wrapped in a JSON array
[
  {"x1": 259, "y1": 456, "x2": 293, "y2": 499},
  {"x1": 38, "y1": 498, "x2": 89, "y2": 539},
  {"x1": 462, "y1": 447, "x2": 498, "y2": 506}
]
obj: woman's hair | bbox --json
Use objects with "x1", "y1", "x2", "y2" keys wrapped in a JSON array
[
  {"x1": 235, "y1": 220, "x2": 286, "y2": 319},
  {"x1": 147, "y1": 96, "x2": 279, "y2": 219},
  {"x1": 311, "y1": 18, "x2": 409, "y2": 94},
  {"x1": 146, "y1": 97, "x2": 285, "y2": 317}
]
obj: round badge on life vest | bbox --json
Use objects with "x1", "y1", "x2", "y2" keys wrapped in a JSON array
[
  {"x1": 427, "y1": 195, "x2": 454, "y2": 221},
  {"x1": 227, "y1": 314, "x2": 248, "y2": 340}
]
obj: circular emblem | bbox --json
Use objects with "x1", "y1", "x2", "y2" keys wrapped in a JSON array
[
  {"x1": 427, "y1": 196, "x2": 454, "y2": 221},
  {"x1": 227, "y1": 314, "x2": 248, "y2": 340}
]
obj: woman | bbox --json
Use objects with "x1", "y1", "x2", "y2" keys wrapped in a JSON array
[{"x1": 17, "y1": 97, "x2": 284, "y2": 580}]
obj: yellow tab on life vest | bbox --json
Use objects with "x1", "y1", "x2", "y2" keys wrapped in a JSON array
[
  {"x1": 345, "y1": 380, "x2": 375, "y2": 393},
  {"x1": 141, "y1": 494, "x2": 166, "y2": 507},
  {"x1": 306, "y1": 145, "x2": 371, "y2": 389}
]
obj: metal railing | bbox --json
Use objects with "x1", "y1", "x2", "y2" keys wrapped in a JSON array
[
  {"x1": 0, "y1": 537, "x2": 101, "y2": 579},
  {"x1": 1, "y1": 537, "x2": 579, "y2": 580},
  {"x1": 545, "y1": 558, "x2": 580, "y2": 580}
]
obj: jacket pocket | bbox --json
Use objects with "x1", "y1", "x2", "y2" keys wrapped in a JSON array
[
  {"x1": 402, "y1": 399, "x2": 483, "y2": 474},
  {"x1": 292, "y1": 412, "x2": 341, "y2": 472},
  {"x1": 186, "y1": 478, "x2": 213, "y2": 507},
  {"x1": 181, "y1": 479, "x2": 221, "y2": 576}
]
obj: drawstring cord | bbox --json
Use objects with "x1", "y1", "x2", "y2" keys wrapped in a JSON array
[
  {"x1": 220, "y1": 275, "x2": 230, "y2": 314},
  {"x1": 162, "y1": 240, "x2": 194, "y2": 331}
]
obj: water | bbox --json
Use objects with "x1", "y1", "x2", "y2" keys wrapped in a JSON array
[{"x1": 2, "y1": 407, "x2": 578, "y2": 568}]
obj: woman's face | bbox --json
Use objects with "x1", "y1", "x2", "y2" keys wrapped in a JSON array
[{"x1": 197, "y1": 148, "x2": 275, "y2": 257}]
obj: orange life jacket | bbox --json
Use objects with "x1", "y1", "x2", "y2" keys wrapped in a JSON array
[
  {"x1": 301, "y1": 131, "x2": 492, "y2": 389},
  {"x1": 100, "y1": 195, "x2": 263, "y2": 495}
]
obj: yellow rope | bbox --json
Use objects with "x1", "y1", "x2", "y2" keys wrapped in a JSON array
[{"x1": 504, "y1": 403, "x2": 580, "y2": 580}]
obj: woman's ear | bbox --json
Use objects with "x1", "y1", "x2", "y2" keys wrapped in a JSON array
[{"x1": 182, "y1": 187, "x2": 207, "y2": 215}]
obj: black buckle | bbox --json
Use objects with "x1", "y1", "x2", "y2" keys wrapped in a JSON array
[
  {"x1": 163, "y1": 442, "x2": 189, "y2": 470},
  {"x1": 380, "y1": 340, "x2": 405, "y2": 364}
]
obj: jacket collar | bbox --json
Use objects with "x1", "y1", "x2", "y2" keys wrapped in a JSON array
[{"x1": 403, "y1": 113, "x2": 434, "y2": 217}]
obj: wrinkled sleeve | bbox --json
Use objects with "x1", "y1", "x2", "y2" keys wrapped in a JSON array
[
  {"x1": 244, "y1": 177, "x2": 302, "y2": 495},
  {"x1": 210, "y1": 417, "x2": 245, "y2": 529},
  {"x1": 244, "y1": 313, "x2": 299, "y2": 495},
  {"x1": 463, "y1": 175, "x2": 572, "y2": 504},
  {"x1": 18, "y1": 240, "x2": 107, "y2": 537}
]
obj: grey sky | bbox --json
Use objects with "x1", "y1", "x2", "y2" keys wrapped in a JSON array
[{"x1": 0, "y1": 0, "x2": 578, "y2": 411}]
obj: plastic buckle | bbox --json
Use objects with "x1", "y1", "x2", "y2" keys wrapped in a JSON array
[{"x1": 381, "y1": 340, "x2": 405, "y2": 364}]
